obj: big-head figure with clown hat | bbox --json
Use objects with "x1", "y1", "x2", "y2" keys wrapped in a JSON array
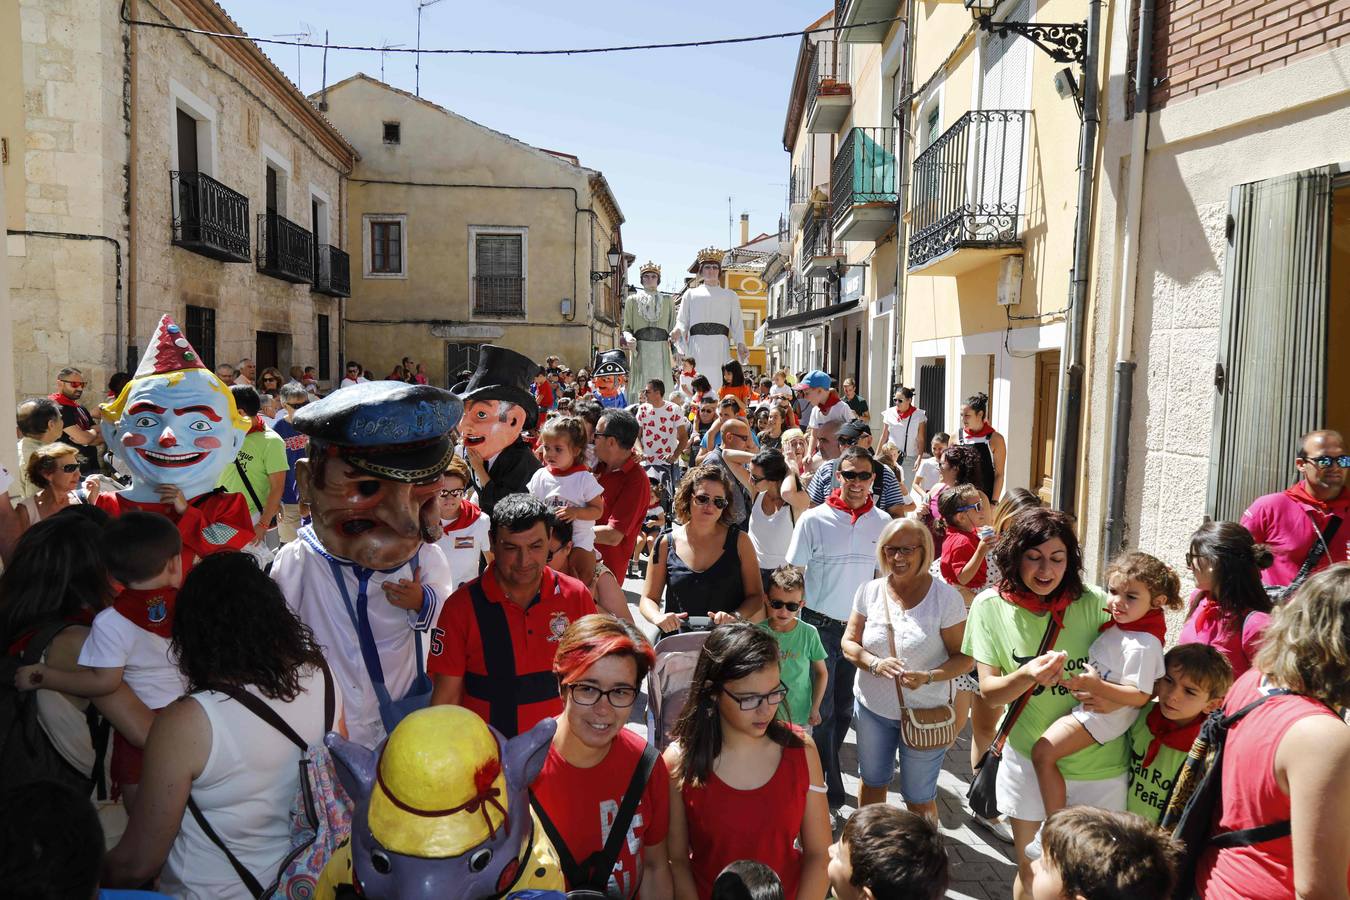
[{"x1": 96, "y1": 315, "x2": 256, "y2": 563}]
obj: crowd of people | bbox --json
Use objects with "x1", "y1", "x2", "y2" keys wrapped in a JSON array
[{"x1": 3, "y1": 340, "x2": 1350, "y2": 900}]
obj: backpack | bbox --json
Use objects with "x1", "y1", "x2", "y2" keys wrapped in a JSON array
[
  {"x1": 1161, "y1": 691, "x2": 1295, "y2": 899},
  {"x1": 0, "y1": 621, "x2": 110, "y2": 798}
]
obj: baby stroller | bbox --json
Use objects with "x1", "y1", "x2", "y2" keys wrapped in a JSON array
[{"x1": 645, "y1": 616, "x2": 714, "y2": 751}]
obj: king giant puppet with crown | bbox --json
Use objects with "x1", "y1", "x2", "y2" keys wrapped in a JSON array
[
  {"x1": 671, "y1": 246, "x2": 747, "y2": 379},
  {"x1": 97, "y1": 315, "x2": 256, "y2": 564}
]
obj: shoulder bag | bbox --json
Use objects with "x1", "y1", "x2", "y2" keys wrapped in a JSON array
[
  {"x1": 1266, "y1": 515, "x2": 1341, "y2": 603},
  {"x1": 883, "y1": 588, "x2": 956, "y2": 751},
  {"x1": 965, "y1": 613, "x2": 1063, "y2": 820}
]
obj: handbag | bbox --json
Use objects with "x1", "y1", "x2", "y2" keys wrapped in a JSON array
[
  {"x1": 883, "y1": 587, "x2": 957, "y2": 751},
  {"x1": 966, "y1": 613, "x2": 1063, "y2": 820}
]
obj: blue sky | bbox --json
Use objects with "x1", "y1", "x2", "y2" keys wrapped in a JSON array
[{"x1": 224, "y1": 0, "x2": 829, "y2": 292}]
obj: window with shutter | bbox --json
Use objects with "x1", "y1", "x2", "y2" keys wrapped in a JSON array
[{"x1": 473, "y1": 231, "x2": 526, "y2": 317}]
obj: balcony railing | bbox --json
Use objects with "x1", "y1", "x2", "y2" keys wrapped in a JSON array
[
  {"x1": 806, "y1": 39, "x2": 851, "y2": 134},
  {"x1": 907, "y1": 109, "x2": 1028, "y2": 271},
  {"x1": 790, "y1": 165, "x2": 810, "y2": 207},
  {"x1": 473, "y1": 275, "x2": 526, "y2": 318},
  {"x1": 801, "y1": 208, "x2": 843, "y2": 275},
  {"x1": 312, "y1": 244, "x2": 351, "y2": 297},
  {"x1": 831, "y1": 126, "x2": 900, "y2": 242},
  {"x1": 256, "y1": 212, "x2": 314, "y2": 284},
  {"x1": 170, "y1": 170, "x2": 250, "y2": 263}
]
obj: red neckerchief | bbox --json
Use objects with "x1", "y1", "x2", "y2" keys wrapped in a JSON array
[
  {"x1": 817, "y1": 391, "x2": 843, "y2": 413},
  {"x1": 964, "y1": 422, "x2": 995, "y2": 440},
  {"x1": 895, "y1": 405, "x2": 916, "y2": 420},
  {"x1": 1099, "y1": 606, "x2": 1168, "y2": 644},
  {"x1": 442, "y1": 500, "x2": 482, "y2": 534},
  {"x1": 113, "y1": 586, "x2": 178, "y2": 639},
  {"x1": 1284, "y1": 480, "x2": 1350, "y2": 520},
  {"x1": 247, "y1": 416, "x2": 265, "y2": 434},
  {"x1": 5, "y1": 609, "x2": 97, "y2": 655},
  {"x1": 826, "y1": 487, "x2": 875, "y2": 523},
  {"x1": 1142, "y1": 705, "x2": 1203, "y2": 767},
  {"x1": 49, "y1": 392, "x2": 79, "y2": 409},
  {"x1": 546, "y1": 462, "x2": 589, "y2": 477},
  {"x1": 1002, "y1": 587, "x2": 1074, "y2": 628}
]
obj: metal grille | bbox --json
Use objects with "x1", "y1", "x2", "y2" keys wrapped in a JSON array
[
  {"x1": 1207, "y1": 167, "x2": 1332, "y2": 521},
  {"x1": 317, "y1": 313, "x2": 330, "y2": 380},
  {"x1": 185, "y1": 305, "x2": 216, "y2": 372},
  {"x1": 473, "y1": 233, "x2": 525, "y2": 317},
  {"x1": 256, "y1": 211, "x2": 314, "y2": 283},
  {"x1": 171, "y1": 170, "x2": 250, "y2": 262},
  {"x1": 313, "y1": 244, "x2": 351, "y2": 297},
  {"x1": 831, "y1": 126, "x2": 899, "y2": 222},
  {"x1": 918, "y1": 361, "x2": 946, "y2": 440}
]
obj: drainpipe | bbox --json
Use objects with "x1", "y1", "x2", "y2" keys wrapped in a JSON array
[
  {"x1": 1102, "y1": 0, "x2": 1155, "y2": 558},
  {"x1": 892, "y1": 5, "x2": 916, "y2": 395},
  {"x1": 1051, "y1": 0, "x2": 1102, "y2": 516}
]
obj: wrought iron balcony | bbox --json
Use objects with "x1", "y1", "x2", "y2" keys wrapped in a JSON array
[
  {"x1": 835, "y1": 0, "x2": 903, "y2": 43},
  {"x1": 801, "y1": 208, "x2": 844, "y2": 276},
  {"x1": 831, "y1": 126, "x2": 899, "y2": 243},
  {"x1": 312, "y1": 244, "x2": 351, "y2": 297},
  {"x1": 256, "y1": 212, "x2": 314, "y2": 284},
  {"x1": 805, "y1": 39, "x2": 851, "y2": 134},
  {"x1": 170, "y1": 170, "x2": 250, "y2": 263},
  {"x1": 907, "y1": 109, "x2": 1028, "y2": 274}
]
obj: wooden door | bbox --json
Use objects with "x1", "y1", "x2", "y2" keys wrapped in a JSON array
[
  {"x1": 256, "y1": 331, "x2": 280, "y2": 373},
  {"x1": 1031, "y1": 350, "x2": 1060, "y2": 504}
]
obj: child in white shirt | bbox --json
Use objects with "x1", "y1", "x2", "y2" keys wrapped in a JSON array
[
  {"x1": 434, "y1": 457, "x2": 492, "y2": 591},
  {"x1": 528, "y1": 415, "x2": 605, "y2": 584}
]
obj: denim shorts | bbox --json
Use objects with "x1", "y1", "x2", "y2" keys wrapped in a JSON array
[{"x1": 853, "y1": 700, "x2": 948, "y2": 804}]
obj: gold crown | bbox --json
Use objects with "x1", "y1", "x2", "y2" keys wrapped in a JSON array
[
  {"x1": 639, "y1": 260, "x2": 661, "y2": 277},
  {"x1": 690, "y1": 246, "x2": 724, "y2": 273}
]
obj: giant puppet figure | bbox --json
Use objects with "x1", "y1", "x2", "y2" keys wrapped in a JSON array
[
  {"x1": 97, "y1": 315, "x2": 255, "y2": 565},
  {"x1": 621, "y1": 261, "x2": 675, "y2": 396},
  {"x1": 455, "y1": 345, "x2": 541, "y2": 516},
  {"x1": 670, "y1": 246, "x2": 747, "y2": 379},
  {"x1": 590, "y1": 349, "x2": 629, "y2": 410},
  {"x1": 272, "y1": 380, "x2": 459, "y2": 747}
]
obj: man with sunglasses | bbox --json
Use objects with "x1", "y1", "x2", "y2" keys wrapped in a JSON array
[
  {"x1": 272, "y1": 383, "x2": 312, "y2": 543},
  {"x1": 800, "y1": 420, "x2": 912, "y2": 517},
  {"x1": 786, "y1": 446, "x2": 890, "y2": 810},
  {"x1": 700, "y1": 416, "x2": 754, "y2": 526},
  {"x1": 1242, "y1": 429, "x2": 1350, "y2": 589},
  {"x1": 51, "y1": 366, "x2": 103, "y2": 475}
]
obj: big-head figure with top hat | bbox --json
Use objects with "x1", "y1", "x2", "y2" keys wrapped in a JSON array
[
  {"x1": 96, "y1": 315, "x2": 257, "y2": 567},
  {"x1": 455, "y1": 345, "x2": 542, "y2": 517},
  {"x1": 270, "y1": 379, "x2": 461, "y2": 747},
  {"x1": 670, "y1": 247, "x2": 747, "y2": 380}
]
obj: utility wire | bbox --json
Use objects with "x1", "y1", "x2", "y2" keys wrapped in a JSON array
[{"x1": 119, "y1": 5, "x2": 903, "y2": 57}]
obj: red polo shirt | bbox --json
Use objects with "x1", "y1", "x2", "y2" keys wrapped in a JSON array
[
  {"x1": 428, "y1": 565, "x2": 595, "y2": 737},
  {"x1": 595, "y1": 454, "x2": 651, "y2": 576}
]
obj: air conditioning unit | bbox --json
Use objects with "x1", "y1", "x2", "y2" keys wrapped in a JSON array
[{"x1": 996, "y1": 255, "x2": 1024, "y2": 307}]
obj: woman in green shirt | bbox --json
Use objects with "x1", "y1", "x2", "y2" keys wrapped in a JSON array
[{"x1": 960, "y1": 507, "x2": 1130, "y2": 899}]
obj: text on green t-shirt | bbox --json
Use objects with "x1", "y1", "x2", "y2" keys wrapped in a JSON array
[{"x1": 1125, "y1": 702, "x2": 1190, "y2": 824}]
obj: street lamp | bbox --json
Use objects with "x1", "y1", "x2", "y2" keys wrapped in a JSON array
[
  {"x1": 963, "y1": 0, "x2": 1087, "y2": 67},
  {"x1": 590, "y1": 244, "x2": 621, "y2": 282}
]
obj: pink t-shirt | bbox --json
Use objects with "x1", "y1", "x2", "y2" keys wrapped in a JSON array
[
  {"x1": 1177, "y1": 591, "x2": 1270, "y2": 678},
  {"x1": 1241, "y1": 489, "x2": 1350, "y2": 587}
]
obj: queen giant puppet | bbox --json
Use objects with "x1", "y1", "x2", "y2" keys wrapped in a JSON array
[
  {"x1": 621, "y1": 260, "x2": 675, "y2": 396},
  {"x1": 97, "y1": 315, "x2": 256, "y2": 565},
  {"x1": 671, "y1": 246, "x2": 747, "y2": 378}
]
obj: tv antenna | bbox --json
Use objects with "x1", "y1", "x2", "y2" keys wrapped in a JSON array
[
  {"x1": 272, "y1": 23, "x2": 314, "y2": 91},
  {"x1": 379, "y1": 40, "x2": 407, "y2": 81}
]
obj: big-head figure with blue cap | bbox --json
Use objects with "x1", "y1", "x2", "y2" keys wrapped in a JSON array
[{"x1": 94, "y1": 315, "x2": 256, "y2": 565}]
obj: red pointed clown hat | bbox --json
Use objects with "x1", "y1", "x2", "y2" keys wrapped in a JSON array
[{"x1": 133, "y1": 314, "x2": 209, "y2": 378}]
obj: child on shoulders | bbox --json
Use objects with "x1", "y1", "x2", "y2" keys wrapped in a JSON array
[
  {"x1": 528, "y1": 416, "x2": 605, "y2": 585},
  {"x1": 757, "y1": 565, "x2": 827, "y2": 732}
]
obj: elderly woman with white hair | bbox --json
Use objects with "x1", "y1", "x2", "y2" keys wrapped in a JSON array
[{"x1": 840, "y1": 515, "x2": 971, "y2": 821}]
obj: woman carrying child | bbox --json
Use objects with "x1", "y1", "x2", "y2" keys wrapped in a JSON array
[
  {"x1": 665, "y1": 623, "x2": 831, "y2": 900},
  {"x1": 529, "y1": 415, "x2": 606, "y2": 586}
]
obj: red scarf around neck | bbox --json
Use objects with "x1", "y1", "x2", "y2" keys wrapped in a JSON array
[
  {"x1": 1141, "y1": 705, "x2": 1203, "y2": 767},
  {"x1": 442, "y1": 500, "x2": 483, "y2": 534},
  {"x1": 546, "y1": 462, "x2": 589, "y2": 477},
  {"x1": 1285, "y1": 479, "x2": 1350, "y2": 517},
  {"x1": 818, "y1": 391, "x2": 842, "y2": 413},
  {"x1": 247, "y1": 416, "x2": 266, "y2": 435},
  {"x1": 964, "y1": 421, "x2": 995, "y2": 440},
  {"x1": 49, "y1": 391, "x2": 79, "y2": 409},
  {"x1": 113, "y1": 586, "x2": 178, "y2": 639},
  {"x1": 826, "y1": 487, "x2": 874, "y2": 523},
  {"x1": 894, "y1": 405, "x2": 916, "y2": 419},
  {"x1": 1001, "y1": 587, "x2": 1074, "y2": 628},
  {"x1": 1099, "y1": 606, "x2": 1168, "y2": 644}
]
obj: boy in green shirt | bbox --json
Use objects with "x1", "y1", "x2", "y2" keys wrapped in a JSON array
[
  {"x1": 1125, "y1": 643, "x2": 1233, "y2": 823},
  {"x1": 758, "y1": 565, "x2": 827, "y2": 730}
]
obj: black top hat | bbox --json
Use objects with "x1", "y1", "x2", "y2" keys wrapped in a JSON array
[
  {"x1": 592, "y1": 349, "x2": 629, "y2": 379},
  {"x1": 456, "y1": 345, "x2": 539, "y2": 423}
]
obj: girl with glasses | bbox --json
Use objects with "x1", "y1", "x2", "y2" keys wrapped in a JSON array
[
  {"x1": 530, "y1": 615, "x2": 673, "y2": 898},
  {"x1": 18, "y1": 444, "x2": 96, "y2": 533},
  {"x1": 1178, "y1": 521, "x2": 1274, "y2": 679},
  {"x1": 433, "y1": 458, "x2": 492, "y2": 589},
  {"x1": 639, "y1": 466, "x2": 765, "y2": 635},
  {"x1": 666, "y1": 623, "x2": 830, "y2": 900}
]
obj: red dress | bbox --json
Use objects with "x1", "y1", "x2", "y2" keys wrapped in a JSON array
[
  {"x1": 1195, "y1": 668, "x2": 1347, "y2": 898},
  {"x1": 93, "y1": 490, "x2": 254, "y2": 574},
  {"x1": 682, "y1": 736, "x2": 809, "y2": 899}
]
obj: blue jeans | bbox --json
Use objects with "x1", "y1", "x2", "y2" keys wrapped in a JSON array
[
  {"x1": 805, "y1": 609, "x2": 854, "y2": 806},
  {"x1": 852, "y1": 701, "x2": 948, "y2": 804}
]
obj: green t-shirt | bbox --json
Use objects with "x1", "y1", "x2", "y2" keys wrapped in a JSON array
[
  {"x1": 759, "y1": 619, "x2": 827, "y2": 726},
  {"x1": 962, "y1": 585, "x2": 1129, "y2": 780},
  {"x1": 217, "y1": 429, "x2": 289, "y2": 516},
  {"x1": 1125, "y1": 702, "x2": 1190, "y2": 823}
]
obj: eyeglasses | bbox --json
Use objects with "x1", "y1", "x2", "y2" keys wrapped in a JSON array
[
  {"x1": 60, "y1": 380, "x2": 86, "y2": 388},
  {"x1": 768, "y1": 599, "x2": 801, "y2": 611},
  {"x1": 1185, "y1": 551, "x2": 1206, "y2": 568},
  {"x1": 593, "y1": 431, "x2": 612, "y2": 439},
  {"x1": 567, "y1": 683, "x2": 638, "y2": 709},
  {"x1": 722, "y1": 683, "x2": 788, "y2": 711},
  {"x1": 838, "y1": 469, "x2": 873, "y2": 482},
  {"x1": 1300, "y1": 454, "x2": 1350, "y2": 469},
  {"x1": 440, "y1": 487, "x2": 466, "y2": 499},
  {"x1": 956, "y1": 501, "x2": 983, "y2": 513},
  {"x1": 882, "y1": 544, "x2": 922, "y2": 558},
  {"x1": 58, "y1": 463, "x2": 80, "y2": 474},
  {"x1": 722, "y1": 431, "x2": 750, "y2": 442},
  {"x1": 693, "y1": 494, "x2": 729, "y2": 509}
]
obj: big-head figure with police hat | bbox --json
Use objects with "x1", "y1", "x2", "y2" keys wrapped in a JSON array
[
  {"x1": 455, "y1": 345, "x2": 542, "y2": 516},
  {"x1": 95, "y1": 315, "x2": 256, "y2": 566},
  {"x1": 271, "y1": 380, "x2": 460, "y2": 747},
  {"x1": 590, "y1": 348, "x2": 629, "y2": 410}
]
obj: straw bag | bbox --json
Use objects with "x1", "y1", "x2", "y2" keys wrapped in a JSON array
[{"x1": 884, "y1": 590, "x2": 957, "y2": 752}]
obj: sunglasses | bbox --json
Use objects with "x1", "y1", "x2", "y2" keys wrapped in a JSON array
[
  {"x1": 749, "y1": 473, "x2": 768, "y2": 484},
  {"x1": 956, "y1": 501, "x2": 983, "y2": 513},
  {"x1": 285, "y1": 401, "x2": 309, "y2": 409},
  {"x1": 768, "y1": 599, "x2": 801, "y2": 612},
  {"x1": 57, "y1": 462, "x2": 80, "y2": 474},
  {"x1": 547, "y1": 545, "x2": 567, "y2": 562},
  {"x1": 1185, "y1": 551, "x2": 1206, "y2": 568},
  {"x1": 838, "y1": 436, "x2": 859, "y2": 446},
  {"x1": 439, "y1": 487, "x2": 466, "y2": 499},
  {"x1": 722, "y1": 683, "x2": 788, "y2": 711},
  {"x1": 693, "y1": 494, "x2": 729, "y2": 509},
  {"x1": 838, "y1": 469, "x2": 873, "y2": 482},
  {"x1": 60, "y1": 380, "x2": 87, "y2": 388},
  {"x1": 1300, "y1": 454, "x2": 1350, "y2": 469}
]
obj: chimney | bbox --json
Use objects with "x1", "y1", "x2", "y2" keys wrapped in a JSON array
[{"x1": 740, "y1": 213, "x2": 750, "y2": 247}]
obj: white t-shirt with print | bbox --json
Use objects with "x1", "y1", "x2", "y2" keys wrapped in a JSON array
[
  {"x1": 851, "y1": 577, "x2": 967, "y2": 717},
  {"x1": 1071, "y1": 627, "x2": 1166, "y2": 743},
  {"x1": 637, "y1": 401, "x2": 686, "y2": 461},
  {"x1": 78, "y1": 607, "x2": 188, "y2": 710},
  {"x1": 435, "y1": 512, "x2": 492, "y2": 591},
  {"x1": 528, "y1": 467, "x2": 605, "y2": 551}
]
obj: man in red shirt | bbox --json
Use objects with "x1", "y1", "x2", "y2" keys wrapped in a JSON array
[
  {"x1": 428, "y1": 494, "x2": 596, "y2": 737},
  {"x1": 591, "y1": 409, "x2": 651, "y2": 578}
]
